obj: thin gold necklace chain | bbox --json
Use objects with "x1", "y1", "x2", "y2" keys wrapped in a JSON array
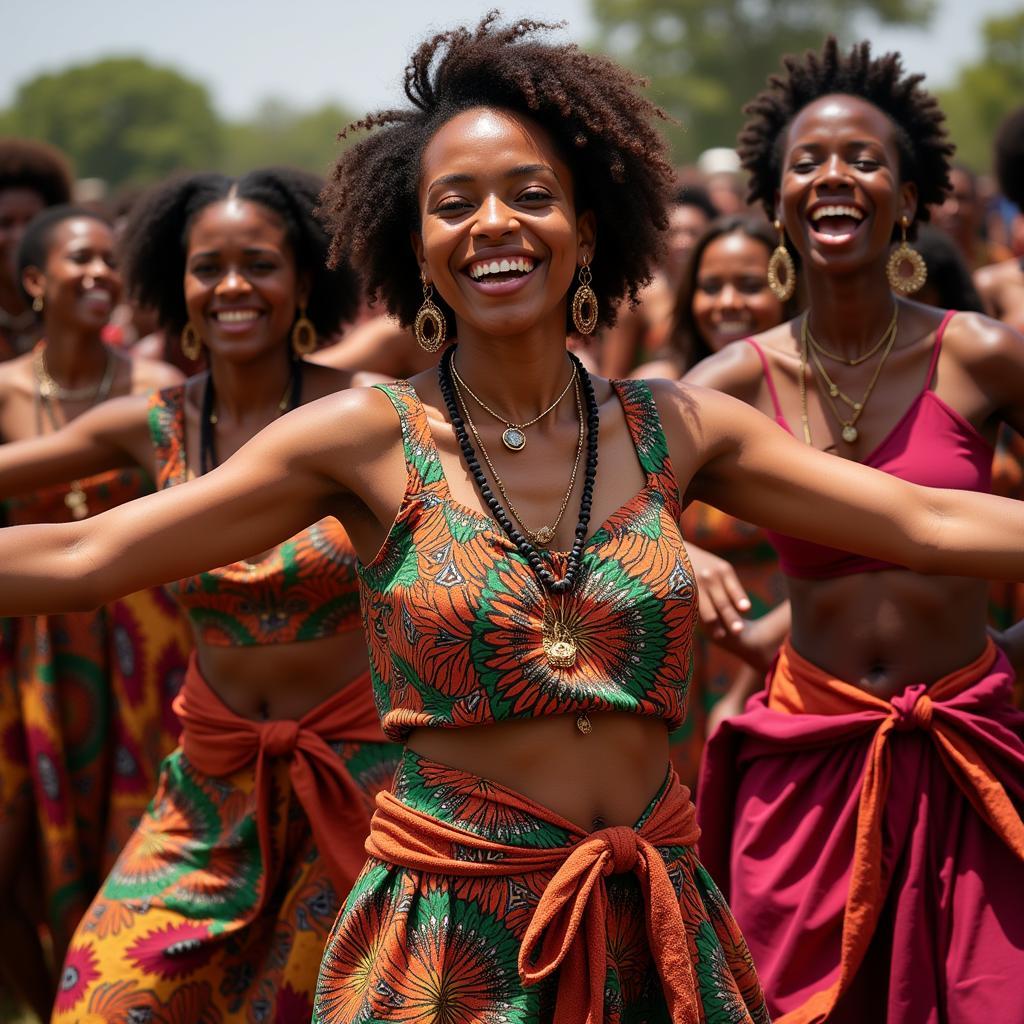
[
  {"x1": 806, "y1": 312, "x2": 898, "y2": 412},
  {"x1": 804, "y1": 305, "x2": 898, "y2": 366},
  {"x1": 800, "y1": 311, "x2": 899, "y2": 444},
  {"x1": 450, "y1": 355, "x2": 577, "y2": 431},
  {"x1": 34, "y1": 344, "x2": 116, "y2": 404},
  {"x1": 451, "y1": 371, "x2": 584, "y2": 547}
]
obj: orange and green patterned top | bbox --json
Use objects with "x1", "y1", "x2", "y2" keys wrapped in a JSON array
[
  {"x1": 148, "y1": 385, "x2": 360, "y2": 646},
  {"x1": 361, "y1": 378, "x2": 696, "y2": 741}
]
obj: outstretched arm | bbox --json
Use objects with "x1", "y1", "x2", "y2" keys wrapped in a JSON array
[
  {"x1": 0, "y1": 387, "x2": 401, "y2": 615},
  {"x1": 0, "y1": 394, "x2": 153, "y2": 498},
  {"x1": 664, "y1": 383, "x2": 1024, "y2": 581}
]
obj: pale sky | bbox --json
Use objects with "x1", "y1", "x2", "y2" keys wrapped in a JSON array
[{"x1": 1, "y1": 0, "x2": 1020, "y2": 120}]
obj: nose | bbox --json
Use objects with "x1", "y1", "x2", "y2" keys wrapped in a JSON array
[
  {"x1": 820, "y1": 153, "x2": 854, "y2": 188},
  {"x1": 714, "y1": 282, "x2": 742, "y2": 310},
  {"x1": 214, "y1": 267, "x2": 251, "y2": 296},
  {"x1": 471, "y1": 194, "x2": 518, "y2": 239}
]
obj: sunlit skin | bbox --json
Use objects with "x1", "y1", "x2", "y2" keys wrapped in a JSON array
[
  {"x1": 692, "y1": 232, "x2": 784, "y2": 351},
  {"x1": 0, "y1": 106, "x2": 1022, "y2": 835},
  {"x1": 687, "y1": 93, "x2": 1024, "y2": 694}
]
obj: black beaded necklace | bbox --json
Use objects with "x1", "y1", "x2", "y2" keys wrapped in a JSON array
[
  {"x1": 199, "y1": 357, "x2": 304, "y2": 475},
  {"x1": 437, "y1": 345, "x2": 599, "y2": 595}
]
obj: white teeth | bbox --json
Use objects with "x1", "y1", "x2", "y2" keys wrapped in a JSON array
[
  {"x1": 215, "y1": 310, "x2": 260, "y2": 323},
  {"x1": 811, "y1": 205, "x2": 864, "y2": 222},
  {"x1": 468, "y1": 256, "x2": 536, "y2": 279}
]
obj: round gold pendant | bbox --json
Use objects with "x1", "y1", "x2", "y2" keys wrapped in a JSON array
[
  {"x1": 841, "y1": 425, "x2": 858, "y2": 444},
  {"x1": 532, "y1": 525, "x2": 555, "y2": 546},
  {"x1": 546, "y1": 638, "x2": 577, "y2": 668},
  {"x1": 502, "y1": 427, "x2": 526, "y2": 451},
  {"x1": 576, "y1": 713, "x2": 592, "y2": 735}
]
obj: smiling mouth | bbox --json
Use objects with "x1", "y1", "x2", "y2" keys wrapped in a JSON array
[
  {"x1": 212, "y1": 310, "x2": 262, "y2": 323},
  {"x1": 808, "y1": 204, "x2": 865, "y2": 240},
  {"x1": 466, "y1": 255, "x2": 537, "y2": 283}
]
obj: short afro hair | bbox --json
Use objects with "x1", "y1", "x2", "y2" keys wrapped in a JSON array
[
  {"x1": 119, "y1": 167, "x2": 358, "y2": 337},
  {"x1": 0, "y1": 137, "x2": 73, "y2": 205},
  {"x1": 739, "y1": 38, "x2": 953, "y2": 227},
  {"x1": 17, "y1": 204, "x2": 112, "y2": 303},
  {"x1": 994, "y1": 106, "x2": 1024, "y2": 212},
  {"x1": 319, "y1": 12, "x2": 674, "y2": 336}
]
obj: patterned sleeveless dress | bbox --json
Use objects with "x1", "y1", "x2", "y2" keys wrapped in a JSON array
[
  {"x1": 314, "y1": 378, "x2": 769, "y2": 1024},
  {"x1": 51, "y1": 386, "x2": 402, "y2": 1024}
]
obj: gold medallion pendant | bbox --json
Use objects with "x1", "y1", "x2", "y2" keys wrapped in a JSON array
[
  {"x1": 502, "y1": 427, "x2": 526, "y2": 451},
  {"x1": 542, "y1": 614, "x2": 578, "y2": 668}
]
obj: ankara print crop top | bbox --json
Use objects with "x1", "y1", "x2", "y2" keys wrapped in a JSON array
[
  {"x1": 148, "y1": 385, "x2": 360, "y2": 646},
  {"x1": 359, "y1": 378, "x2": 696, "y2": 742}
]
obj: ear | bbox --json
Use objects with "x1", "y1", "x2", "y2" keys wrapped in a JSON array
[
  {"x1": 410, "y1": 231, "x2": 427, "y2": 283},
  {"x1": 575, "y1": 210, "x2": 597, "y2": 264},
  {"x1": 21, "y1": 265, "x2": 45, "y2": 302},
  {"x1": 899, "y1": 180, "x2": 918, "y2": 226}
]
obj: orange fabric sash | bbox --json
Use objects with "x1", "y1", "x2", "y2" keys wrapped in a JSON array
[
  {"x1": 174, "y1": 656, "x2": 387, "y2": 905},
  {"x1": 769, "y1": 638, "x2": 1024, "y2": 1024},
  {"x1": 365, "y1": 771, "x2": 702, "y2": 1024}
]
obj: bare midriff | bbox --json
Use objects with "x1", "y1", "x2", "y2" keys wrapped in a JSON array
[
  {"x1": 408, "y1": 713, "x2": 671, "y2": 832},
  {"x1": 788, "y1": 571, "x2": 990, "y2": 698},
  {"x1": 194, "y1": 627, "x2": 370, "y2": 721}
]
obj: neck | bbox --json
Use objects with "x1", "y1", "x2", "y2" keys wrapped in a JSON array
[
  {"x1": 804, "y1": 260, "x2": 900, "y2": 357},
  {"x1": 449, "y1": 308, "x2": 577, "y2": 423},
  {"x1": 41, "y1": 321, "x2": 108, "y2": 384},
  {"x1": 207, "y1": 347, "x2": 296, "y2": 424}
]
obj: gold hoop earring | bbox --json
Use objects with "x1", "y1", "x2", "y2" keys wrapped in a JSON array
[
  {"x1": 32, "y1": 295, "x2": 44, "y2": 313},
  {"x1": 767, "y1": 220, "x2": 796, "y2": 302},
  {"x1": 181, "y1": 323, "x2": 203, "y2": 361},
  {"x1": 291, "y1": 304, "x2": 317, "y2": 356},
  {"x1": 571, "y1": 258, "x2": 598, "y2": 336},
  {"x1": 886, "y1": 216, "x2": 927, "y2": 295},
  {"x1": 413, "y1": 279, "x2": 447, "y2": 353}
]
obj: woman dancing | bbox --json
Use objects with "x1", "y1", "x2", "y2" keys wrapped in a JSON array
[
  {"x1": 0, "y1": 19, "x2": 1022, "y2": 1024},
  {"x1": 691, "y1": 40, "x2": 1024, "y2": 1022},
  {"x1": 0, "y1": 203, "x2": 186, "y2": 1019},
  {"x1": 0, "y1": 170, "x2": 402, "y2": 1022}
]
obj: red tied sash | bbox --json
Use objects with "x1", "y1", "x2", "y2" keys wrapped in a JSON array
[
  {"x1": 768, "y1": 638, "x2": 1024, "y2": 1024},
  {"x1": 173, "y1": 655, "x2": 387, "y2": 906},
  {"x1": 365, "y1": 771, "x2": 703, "y2": 1024}
]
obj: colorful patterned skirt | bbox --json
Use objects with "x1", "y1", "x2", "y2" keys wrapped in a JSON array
[
  {"x1": 51, "y1": 667, "x2": 403, "y2": 1024},
  {"x1": 314, "y1": 749, "x2": 770, "y2": 1024},
  {"x1": 0, "y1": 469, "x2": 192, "y2": 957}
]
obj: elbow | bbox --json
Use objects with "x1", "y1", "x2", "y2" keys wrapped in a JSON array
[{"x1": 899, "y1": 502, "x2": 946, "y2": 576}]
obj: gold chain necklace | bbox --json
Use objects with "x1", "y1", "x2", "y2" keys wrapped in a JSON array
[
  {"x1": 800, "y1": 312, "x2": 899, "y2": 444},
  {"x1": 805, "y1": 305, "x2": 897, "y2": 366},
  {"x1": 33, "y1": 343, "x2": 118, "y2": 519},
  {"x1": 451, "y1": 372, "x2": 584, "y2": 547},
  {"x1": 450, "y1": 356, "x2": 576, "y2": 451}
]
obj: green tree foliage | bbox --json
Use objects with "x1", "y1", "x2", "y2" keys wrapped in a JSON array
[
  {"x1": 221, "y1": 99, "x2": 355, "y2": 178},
  {"x1": 4, "y1": 57, "x2": 222, "y2": 187},
  {"x1": 591, "y1": 0, "x2": 934, "y2": 163},
  {"x1": 939, "y1": 12, "x2": 1024, "y2": 173}
]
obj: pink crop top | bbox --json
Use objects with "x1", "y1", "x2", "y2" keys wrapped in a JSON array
[
  {"x1": 747, "y1": 311, "x2": 993, "y2": 579},
  {"x1": 148, "y1": 386, "x2": 361, "y2": 645}
]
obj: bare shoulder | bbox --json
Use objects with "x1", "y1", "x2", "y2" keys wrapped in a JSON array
[
  {"x1": 941, "y1": 308, "x2": 1024, "y2": 365},
  {"x1": 300, "y1": 360, "x2": 355, "y2": 401},
  {"x1": 681, "y1": 327, "x2": 780, "y2": 401},
  {"x1": 629, "y1": 356, "x2": 682, "y2": 380},
  {"x1": 975, "y1": 257, "x2": 1021, "y2": 292},
  {"x1": 128, "y1": 353, "x2": 185, "y2": 392}
]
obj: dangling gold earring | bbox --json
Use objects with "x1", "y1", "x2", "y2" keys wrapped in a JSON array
[
  {"x1": 413, "y1": 277, "x2": 447, "y2": 353},
  {"x1": 181, "y1": 323, "x2": 203, "y2": 361},
  {"x1": 32, "y1": 295, "x2": 44, "y2": 313},
  {"x1": 571, "y1": 255, "x2": 598, "y2": 335},
  {"x1": 767, "y1": 220, "x2": 796, "y2": 302},
  {"x1": 291, "y1": 304, "x2": 317, "y2": 356},
  {"x1": 886, "y1": 215, "x2": 927, "y2": 295}
]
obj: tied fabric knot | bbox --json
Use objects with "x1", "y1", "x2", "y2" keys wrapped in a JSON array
[
  {"x1": 602, "y1": 825, "x2": 640, "y2": 875},
  {"x1": 262, "y1": 719, "x2": 300, "y2": 757},
  {"x1": 890, "y1": 685, "x2": 933, "y2": 733}
]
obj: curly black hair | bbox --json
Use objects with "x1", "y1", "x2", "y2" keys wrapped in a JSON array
[
  {"x1": 119, "y1": 167, "x2": 357, "y2": 337},
  {"x1": 0, "y1": 137, "x2": 74, "y2": 205},
  {"x1": 994, "y1": 106, "x2": 1024, "y2": 212},
  {"x1": 738, "y1": 37, "x2": 953, "y2": 230},
  {"x1": 17, "y1": 204, "x2": 111, "y2": 303},
  {"x1": 319, "y1": 12, "x2": 674, "y2": 336}
]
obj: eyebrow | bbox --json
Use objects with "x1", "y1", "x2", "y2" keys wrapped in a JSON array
[
  {"x1": 188, "y1": 246, "x2": 279, "y2": 260},
  {"x1": 426, "y1": 163, "x2": 553, "y2": 191}
]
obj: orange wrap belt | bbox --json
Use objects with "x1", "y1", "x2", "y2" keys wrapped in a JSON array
[
  {"x1": 365, "y1": 773, "x2": 703, "y2": 1024},
  {"x1": 174, "y1": 655, "x2": 388, "y2": 906},
  {"x1": 769, "y1": 638, "x2": 1024, "y2": 1024}
]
